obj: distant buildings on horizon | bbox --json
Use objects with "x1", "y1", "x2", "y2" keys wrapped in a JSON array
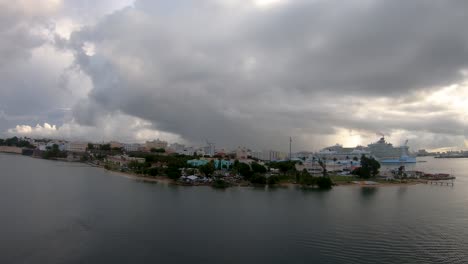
[{"x1": 3, "y1": 135, "x2": 467, "y2": 162}]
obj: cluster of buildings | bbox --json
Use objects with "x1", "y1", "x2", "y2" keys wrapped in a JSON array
[
  {"x1": 2, "y1": 136, "x2": 420, "y2": 172},
  {"x1": 2, "y1": 137, "x2": 287, "y2": 163}
]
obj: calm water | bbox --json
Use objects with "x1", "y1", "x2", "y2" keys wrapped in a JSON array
[{"x1": 1, "y1": 154, "x2": 468, "y2": 264}]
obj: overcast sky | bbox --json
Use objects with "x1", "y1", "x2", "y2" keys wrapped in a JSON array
[{"x1": 1, "y1": 0, "x2": 467, "y2": 151}]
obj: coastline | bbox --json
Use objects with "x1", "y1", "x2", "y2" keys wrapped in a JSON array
[
  {"x1": 1, "y1": 152, "x2": 429, "y2": 188},
  {"x1": 105, "y1": 169, "x2": 174, "y2": 184}
]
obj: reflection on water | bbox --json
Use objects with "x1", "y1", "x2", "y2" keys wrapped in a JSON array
[
  {"x1": 396, "y1": 186, "x2": 408, "y2": 198},
  {"x1": 360, "y1": 186, "x2": 378, "y2": 197}
]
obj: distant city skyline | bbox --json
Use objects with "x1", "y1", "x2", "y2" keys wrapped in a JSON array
[{"x1": 1, "y1": 0, "x2": 468, "y2": 152}]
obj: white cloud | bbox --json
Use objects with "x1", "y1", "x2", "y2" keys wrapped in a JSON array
[
  {"x1": 0, "y1": 0, "x2": 63, "y2": 17},
  {"x1": 8, "y1": 113, "x2": 184, "y2": 144}
]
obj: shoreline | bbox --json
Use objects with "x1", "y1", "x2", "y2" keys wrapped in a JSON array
[
  {"x1": 105, "y1": 169, "x2": 175, "y2": 184},
  {"x1": 1, "y1": 152, "x2": 432, "y2": 188}
]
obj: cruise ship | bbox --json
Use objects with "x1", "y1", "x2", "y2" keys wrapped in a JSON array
[{"x1": 367, "y1": 137, "x2": 416, "y2": 164}]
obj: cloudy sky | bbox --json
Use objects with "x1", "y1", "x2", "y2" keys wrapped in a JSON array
[{"x1": 1, "y1": 0, "x2": 468, "y2": 152}]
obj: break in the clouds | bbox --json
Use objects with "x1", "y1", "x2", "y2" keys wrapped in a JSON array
[{"x1": 2, "y1": 0, "x2": 468, "y2": 151}]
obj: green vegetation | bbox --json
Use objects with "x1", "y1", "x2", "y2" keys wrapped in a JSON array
[
  {"x1": 0, "y1": 137, "x2": 35, "y2": 148},
  {"x1": 199, "y1": 161, "x2": 215, "y2": 176},
  {"x1": 250, "y1": 174, "x2": 267, "y2": 185},
  {"x1": 352, "y1": 155, "x2": 381, "y2": 179},
  {"x1": 251, "y1": 162, "x2": 267, "y2": 174},
  {"x1": 235, "y1": 162, "x2": 253, "y2": 179},
  {"x1": 150, "y1": 148, "x2": 166, "y2": 153},
  {"x1": 147, "y1": 167, "x2": 159, "y2": 176},
  {"x1": 297, "y1": 169, "x2": 332, "y2": 189},
  {"x1": 42, "y1": 144, "x2": 67, "y2": 159},
  {"x1": 268, "y1": 161, "x2": 296, "y2": 174},
  {"x1": 316, "y1": 177, "x2": 333, "y2": 189},
  {"x1": 127, "y1": 160, "x2": 150, "y2": 174},
  {"x1": 212, "y1": 179, "x2": 230, "y2": 188},
  {"x1": 122, "y1": 153, "x2": 199, "y2": 179},
  {"x1": 100, "y1": 144, "x2": 111, "y2": 151},
  {"x1": 166, "y1": 167, "x2": 181, "y2": 179},
  {"x1": 330, "y1": 175, "x2": 358, "y2": 183},
  {"x1": 267, "y1": 175, "x2": 280, "y2": 185}
]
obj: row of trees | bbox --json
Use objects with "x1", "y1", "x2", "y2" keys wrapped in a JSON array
[{"x1": 0, "y1": 137, "x2": 35, "y2": 148}]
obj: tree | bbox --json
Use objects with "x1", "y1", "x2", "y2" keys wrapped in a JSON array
[
  {"x1": 0, "y1": 137, "x2": 34, "y2": 148},
  {"x1": 42, "y1": 144, "x2": 66, "y2": 159},
  {"x1": 318, "y1": 159, "x2": 327, "y2": 177},
  {"x1": 88, "y1": 143, "x2": 94, "y2": 150},
  {"x1": 148, "y1": 167, "x2": 159, "y2": 176},
  {"x1": 316, "y1": 177, "x2": 333, "y2": 189},
  {"x1": 267, "y1": 175, "x2": 280, "y2": 185},
  {"x1": 237, "y1": 163, "x2": 253, "y2": 179},
  {"x1": 128, "y1": 161, "x2": 147, "y2": 172},
  {"x1": 166, "y1": 166, "x2": 181, "y2": 179},
  {"x1": 100, "y1": 144, "x2": 111, "y2": 151},
  {"x1": 199, "y1": 161, "x2": 215, "y2": 177},
  {"x1": 397, "y1": 165, "x2": 407, "y2": 179},
  {"x1": 212, "y1": 179, "x2": 230, "y2": 188},
  {"x1": 298, "y1": 170, "x2": 316, "y2": 187},
  {"x1": 250, "y1": 174, "x2": 267, "y2": 185},
  {"x1": 251, "y1": 162, "x2": 267, "y2": 174},
  {"x1": 269, "y1": 161, "x2": 296, "y2": 174},
  {"x1": 151, "y1": 148, "x2": 166, "y2": 153},
  {"x1": 352, "y1": 155, "x2": 381, "y2": 179}
]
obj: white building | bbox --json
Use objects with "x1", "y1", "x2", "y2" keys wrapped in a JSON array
[
  {"x1": 123, "y1": 143, "x2": 141, "y2": 152},
  {"x1": 251, "y1": 150, "x2": 287, "y2": 161},
  {"x1": 203, "y1": 143, "x2": 215, "y2": 157}
]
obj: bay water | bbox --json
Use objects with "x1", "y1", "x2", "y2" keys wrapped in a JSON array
[{"x1": 1, "y1": 154, "x2": 467, "y2": 263}]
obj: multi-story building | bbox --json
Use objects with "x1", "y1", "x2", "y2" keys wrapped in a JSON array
[
  {"x1": 66, "y1": 142, "x2": 88, "y2": 153},
  {"x1": 236, "y1": 146, "x2": 249, "y2": 160},
  {"x1": 146, "y1": 139, "x2": 168, "y2": 150},
  {"x1": 123, "y1": 143, "x2": 141, "y2": 152},
  {"x1": 169, "y1": 143, "x2": 186, "y2": 152},
  {"x1": 251, "y1": 150, "x2": 287, "y2": 161},
  {"x1": 203, "y1": 142, "x2": 215, "y2": 157}
]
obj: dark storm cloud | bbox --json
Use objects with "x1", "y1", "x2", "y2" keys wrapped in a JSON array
[
  {"x1": 63, "y1": 0, "x2": 468, "y2": 149},
  {"x1": 244, "y1": 0, "x2": 468, "y2": 95},
  {"x1": 2, "y1": 0, "x2": 467, "y2": 150}
]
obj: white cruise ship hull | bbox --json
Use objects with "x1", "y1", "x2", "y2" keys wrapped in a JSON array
[{"x1": 379, "y1": 156, "x2": 417, "y2": 164}]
